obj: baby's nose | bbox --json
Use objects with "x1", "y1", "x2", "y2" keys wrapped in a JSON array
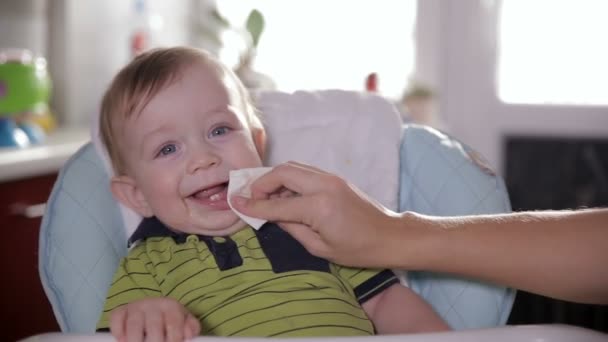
[{"x1": 187, "y1": 150, "x2": 220, "y2": 173}]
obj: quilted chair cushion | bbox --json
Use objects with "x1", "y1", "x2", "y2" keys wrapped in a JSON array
[
  {"x1": 39, "y1": 144, "x2": 127, "y2": 332},
  {"x1": 39, "y1": 126, "x2": 515, "y2": 333},
  {"x1": 399, "y1": 125, "x2": 515, "y2": 329}
]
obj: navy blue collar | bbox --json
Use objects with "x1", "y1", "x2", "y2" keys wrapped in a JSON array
[
  {"x1": 129, "y1": 217, "x2": 330, "y2": 274},
  {"x1": 129, "y1": 217, "x2": 211, "y2": 247},
  {"x1": 129, "y1": 217, "x2": 249, "y2": 270}
]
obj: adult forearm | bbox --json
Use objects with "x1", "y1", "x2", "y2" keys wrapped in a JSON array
[{"x1": 392, "y1": 209, "x2": 608, "y2": 304}]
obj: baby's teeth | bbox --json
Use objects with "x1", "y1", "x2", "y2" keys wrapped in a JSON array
[{"x1": 209, "y1": 193, "x2": 221, "y2": 201}]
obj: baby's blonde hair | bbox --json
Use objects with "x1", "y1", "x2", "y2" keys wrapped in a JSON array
[{"x1": 99, "y1": 46, "x2": 261, "y2": 174}]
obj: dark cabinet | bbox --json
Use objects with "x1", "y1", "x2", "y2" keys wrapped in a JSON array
[
  {"x1": 505, "y1": 136, "x2": 608, "y2": 332},
  {"x1": 0, "y1": 173, "x2": 60, "y2": 341}
]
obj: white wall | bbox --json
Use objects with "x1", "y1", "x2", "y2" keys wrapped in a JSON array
[
  {"x1": 415, "y1": 0, "x2": 608, "y2": 174},
  {"x1": 0, "y1": 0, "x2": 47, "y2": 56},
  {"x1": 47, "y1": 0, "x2": 191, "y2": 126}
]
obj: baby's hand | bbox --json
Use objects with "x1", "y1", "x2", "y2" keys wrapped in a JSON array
[{"x1": 110, "y1": 297, "x2": 201, "y2": 342}]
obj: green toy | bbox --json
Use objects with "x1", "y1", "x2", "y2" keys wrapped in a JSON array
[
  {"x1": 0, "y1": 51, "x2": 51, "y2": 116},
  {"x1": 0, "y1": 49, "x2": 54, "y2": 147}
]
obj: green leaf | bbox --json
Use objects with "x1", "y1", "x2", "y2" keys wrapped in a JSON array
[{"x1": 246, "y1": 9, "x2": 265, "y2": 47}]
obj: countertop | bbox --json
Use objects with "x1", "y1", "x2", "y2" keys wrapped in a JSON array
[{"x1": 0, "y1": 126, "x2": 90, "y2": 183}]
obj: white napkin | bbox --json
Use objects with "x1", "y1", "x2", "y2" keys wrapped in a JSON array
[{"x1": 228, "y1": 167, "x2": 273, "y2": 229}]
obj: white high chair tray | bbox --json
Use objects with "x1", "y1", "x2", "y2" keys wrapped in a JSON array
[{"x1": 19, "y1": 325, "x2": 608, "y2": 342}]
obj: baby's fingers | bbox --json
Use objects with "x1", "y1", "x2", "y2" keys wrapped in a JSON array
[
  {"x1": 109, "y1": 307, "x2": 127, "y2": 342},
  {"x1": 125, "y1": 308, "x2": 145, "y2": 342},
  {"x1": 163, "y1": 310, "x2": 187, "y2": 342},
  {"x1": 144, "y1": 310, "x2": 164, "y2": 342},
  {"x1": 184, "y1": 314, "x2": 201, "y2": 339}
]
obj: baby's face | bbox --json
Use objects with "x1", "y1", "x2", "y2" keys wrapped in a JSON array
[{"x1": 117, "y1": 62, "x2": 263, "y2": 236}]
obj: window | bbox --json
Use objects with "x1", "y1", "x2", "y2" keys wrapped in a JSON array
[
  {"x1": 217, "y1": 0, "x2": 417, "y2": 98},
  {"x1": 498, "y1": 1, "x2": 608, "y2": 105}
]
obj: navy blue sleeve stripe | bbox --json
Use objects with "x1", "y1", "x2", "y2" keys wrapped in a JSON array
[{"x1": 353, "y1": 269, "x2": 399, "y2": 304}]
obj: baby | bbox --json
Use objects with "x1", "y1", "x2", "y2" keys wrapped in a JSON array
[{"x1": 96, "y1": 47, "x2": 449, "y2": 341}]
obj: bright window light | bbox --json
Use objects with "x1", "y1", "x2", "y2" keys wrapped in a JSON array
[
  {"x1": 217, "y1": 1, "x2": 417, "y2": 98},
  {"x1": 498, "y1": 1, "x2": 608, "y2": 105}
]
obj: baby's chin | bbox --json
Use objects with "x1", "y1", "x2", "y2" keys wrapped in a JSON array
[{"x1": 182, "y1": 211, "x2": 248, "y2": 236}]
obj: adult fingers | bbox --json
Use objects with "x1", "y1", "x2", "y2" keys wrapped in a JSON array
[
  {"x1": 279, "y1": 188, "x2": 298, "y2": 198},
  {"x1": 231, "y1": 195, "x2": 311, "y2": 224},
  {"x1": 268, "y1": 187, "x2": 296, "y2": 200},
  {"x1": 284, "y1": 160, "x2": 331, "y2": 174},
  {"x1": 249, "y1": 162, "x2": 329, "y2": 199},
  {"x1": 278, "y1": 222, "x2": 328, "y2": 257}
]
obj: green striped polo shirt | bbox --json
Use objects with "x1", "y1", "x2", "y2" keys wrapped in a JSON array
[{"x1": 97, "y1": 218, "x2": 398, "y2": 337}]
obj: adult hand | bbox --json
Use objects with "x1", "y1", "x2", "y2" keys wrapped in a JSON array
[
  {"x1": 231, "y1": 161, "x2": 414, "y2": 268},
  {"x1": 232, "y1": 163, "x2": 608, "y2": 305}
]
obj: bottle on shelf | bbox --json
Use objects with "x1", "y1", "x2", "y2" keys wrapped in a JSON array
[{"x1": 130, "y1": 0, "x2": 163, "y2": 58}]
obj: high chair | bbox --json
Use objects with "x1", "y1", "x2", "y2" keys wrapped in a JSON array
[{"x1": 39, "y1": 89, "x2": 516, "y2": 334}]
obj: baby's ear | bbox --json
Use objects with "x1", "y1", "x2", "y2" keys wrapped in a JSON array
[
  {"x1": 110, "y1": 175, "x2": 154, "y2": 217},
  {"x1": 252, "y1": 126, "x2": 267, "y2": 161}
]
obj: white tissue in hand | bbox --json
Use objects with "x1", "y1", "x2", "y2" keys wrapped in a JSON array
[{"x1": 228, "y1": 167, "x2": 273, "y2": 230}]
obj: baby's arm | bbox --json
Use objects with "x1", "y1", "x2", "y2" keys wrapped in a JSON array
[{"x1": 362, "y1": 283, "x2": 450, "y2": 334}]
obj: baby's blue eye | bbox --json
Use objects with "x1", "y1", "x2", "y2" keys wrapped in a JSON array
[
  {"x1": 158, "y1": 144, "x2": 177, "y2": 156},
  {"x1": 210, "y1": 126, "x2": 230, "y2": 137}
]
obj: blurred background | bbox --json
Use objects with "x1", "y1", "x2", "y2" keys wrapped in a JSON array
[
  {"x1": 1, "y1": 0, "x2": 607, "y2": 171},
  {"x1": 0, "y1": 0, "x2": 606, "y2": 340}
]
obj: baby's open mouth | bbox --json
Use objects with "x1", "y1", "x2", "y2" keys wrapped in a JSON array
[{"x1": 190, "y1": 182, "x2": 229, "y2": 202}]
